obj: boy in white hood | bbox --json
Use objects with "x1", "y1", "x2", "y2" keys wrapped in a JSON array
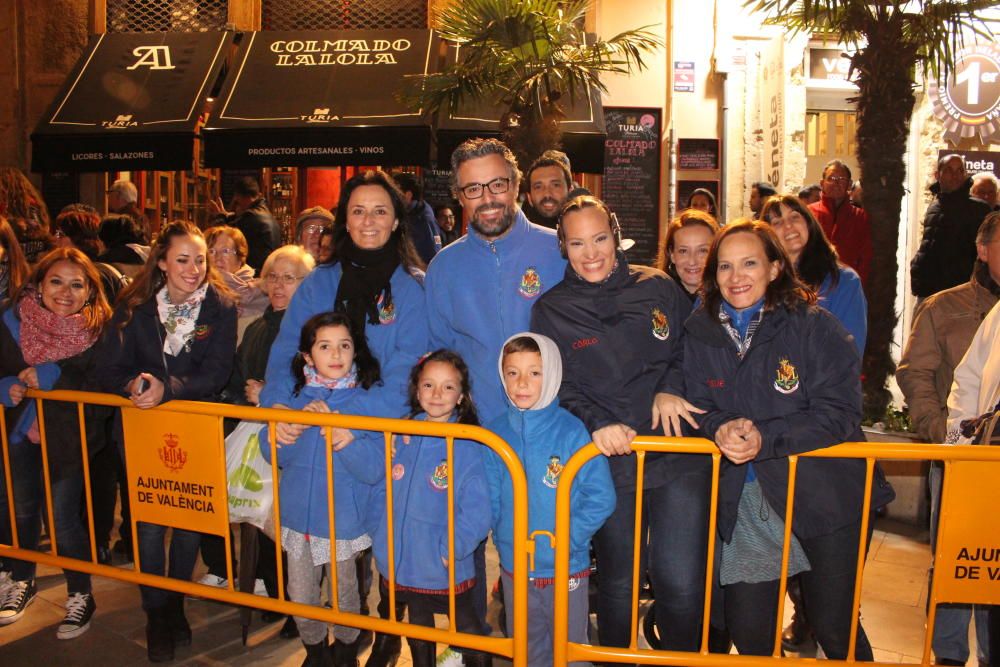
[{"x1": 484, "y1": 332, "x2": 615, "y2": 666}]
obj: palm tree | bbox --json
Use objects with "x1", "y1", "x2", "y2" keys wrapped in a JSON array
[
  {"x1": 400, "y1": 0, "x2": 662, "y2": 169},
  {"x1": 749, "y1": 0, "x2": 997, "y2": 422}
]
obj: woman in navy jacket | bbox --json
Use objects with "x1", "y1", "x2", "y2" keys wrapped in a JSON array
[
  {"x1": 99, "y1": 221, "x2": 237, "y2": 663},
  {"x1": 682, "y1": 220, "x2": 893, "y2": 658},
  {"x1": 530, "y1": 196, "x2": 712, "y2": 653}
]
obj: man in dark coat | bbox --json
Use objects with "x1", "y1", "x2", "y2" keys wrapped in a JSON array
[
  {"x1": 209, "y1": 177, "x2": 281, "y2": 275},
  {"x1": 392, "y1": 171, "x2": 442, "y2": 265},
  {"x1": 911, "y1": 154, "x2": 992, "y2": 298}
]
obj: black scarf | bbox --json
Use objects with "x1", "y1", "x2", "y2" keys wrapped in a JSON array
[{"x1": 334, "y1": 236, "x2": 400, "y2": 328}]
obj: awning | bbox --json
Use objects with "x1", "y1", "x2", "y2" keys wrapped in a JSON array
[
  {"x1": 31, "y1": 31, "x2": 231, "y2": 173},
  {"x1": 435, "y1": 80, "x2": 607, "y2": 173},
  {"x1": 202, "y1": 29, "x2": 439, "y2": 168}
]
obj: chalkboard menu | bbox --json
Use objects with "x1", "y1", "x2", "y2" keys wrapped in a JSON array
[
  {"x1": 677, "y1": 138, "x2": 720, "y2": 171},
  {"x1": 677, "y1": 180, "x2": 720, "y2": 211},
  {"x1": 602, "y1": 107, "x2": 662, "y2": 267},
  {"x1": 423, "y1": 168, "x2": 455, "y2": 210}
]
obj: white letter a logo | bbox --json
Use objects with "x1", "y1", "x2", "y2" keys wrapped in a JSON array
[{"x1": 127, "y1": 46, "x2": 175, "y2": 71}]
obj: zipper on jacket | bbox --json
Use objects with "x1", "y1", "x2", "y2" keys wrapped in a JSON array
[{"x1": 491, "y1": 241, "x2": 504, "y2": 334}]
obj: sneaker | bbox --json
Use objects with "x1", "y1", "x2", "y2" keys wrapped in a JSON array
[
  {"x1": 253, "y1": 578, "x2": 267, "y2": 596},
  {"x1": 57, "y1": 592, "x2": 96, "y2": 639},
  {"x1": 0, "y1": 580, "x2": 36, "y2": 625},
  {"x1": 0, "y1": 571, "x2": 12, "y2": 596},
  {"x1": 436, "y1": 647, "x2": 465, "y2": 667},
  {"x1": 197, "y1": 573, "x2": 228, "y2": 589}
]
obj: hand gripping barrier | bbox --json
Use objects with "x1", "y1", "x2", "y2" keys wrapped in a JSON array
[
  {"x1": 552, "y1": 436, "x2": 1000, "y2": 667},
  {"x1": 0, "y1": 389, "x2": 530, "y2": 664}
]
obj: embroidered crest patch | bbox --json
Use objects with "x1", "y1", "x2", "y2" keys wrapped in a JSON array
[
  {"x1": 651, "y1": 307, "x2": 669, "y2": 341},
  {"x1": 773, "y1": 357, "x2": 800, "y2": 394},
  {"x1": 377, "y1": 293, "x2": 396, "y2": 324},
  {"x1": 542, "y1": 456, "x2": 563, "y2": 489},
  {"x1": 518, "y1": 267, "x2": 542, "y2": 298},
  {"x1": 429, "y1": 460, "x2": 448, "y2": 491}
]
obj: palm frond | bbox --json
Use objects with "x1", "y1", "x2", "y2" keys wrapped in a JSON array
[{"x1": 401, "y1": 0, "x2": 662, "y2": 121}]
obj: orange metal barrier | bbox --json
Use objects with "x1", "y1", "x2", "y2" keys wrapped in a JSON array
[
  {"x1": 552, "y1": 436, "x2": 1000, "y2": 667},
  {"x1": 0, "y1": 389, "x2": 530, "y2": 664}
]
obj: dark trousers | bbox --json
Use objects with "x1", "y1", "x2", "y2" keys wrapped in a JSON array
[
  {"x1": 593, "y1": 465, "x2": 712, "y2": 652},
  {"x1": 137, "y1": 522, "x2": 201, "y2": 610},
  {"x1": 89, "y1": 437, "x2": 131, "y2": 550},
  {"x1": 9, "y1": 441, "x2": 91, "y2": 593},
  {"x1": 255, "y1": 528, "x2": 287, "y2": 597},
  {"x1": 990, "y1": 606, "x2": 1000, "y2": 664},
  {"x1": 200, "y1": 532, "x2": 236, "y2": 579},
  {"x1": 724, "y1": 518, "x2": 874, "y2": 659},
  {"x1": 376, "y1": 576, "x2": 483, "y2": 667}
]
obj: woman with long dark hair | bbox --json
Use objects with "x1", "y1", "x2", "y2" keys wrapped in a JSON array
[
  {"x1": 99, "y1": 220, "x2": 237, "y2": 662},
  {"x1": 261, "y1": 170, "x2": 428, "y2": 435},
  {"x1": 761, "y1": 195, "x2": 867, "y2": 354},
  {"x1": 682, "y1": 220, "x2": 893, "y2": 658},
  {"x1": 0, "y1": 248, "x2": 111, "y2": 637}
]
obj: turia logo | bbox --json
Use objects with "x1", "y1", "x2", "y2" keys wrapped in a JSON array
[
  {"x1": 158, "y1": 433, "x2": 188, "y2": 473},
  {"x1": 301, "y1": 107, "x2": 341, "y2": 123},
  {"x1": 102, "y1": 114, "x2": 138, "y2": 129}
]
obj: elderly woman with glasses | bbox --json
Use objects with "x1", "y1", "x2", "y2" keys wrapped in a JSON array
[
  {"x1": 211, "y1": 244, "x2": 316, "y2": 639},
  {"x1": 206, "y1": 225, "x2": 268, "y2": 334}
]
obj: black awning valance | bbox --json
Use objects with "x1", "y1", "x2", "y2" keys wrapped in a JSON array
[
  {"x1": 202, "y1": 29, "x2": 438, "y2": 168},
  {"x1": 435, "y1": 82, "x2": 607, "y2": 174},
  {"x1": 31, "y1": 31, "x2": 232, "y2": 173}
]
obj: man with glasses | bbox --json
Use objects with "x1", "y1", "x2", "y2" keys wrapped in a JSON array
[
  {"x1": 423, "y1": 138, "x2": 565, "y2": 646},
  {"x1": 912, "y1": 155, "x2": 993, "y2": 299},
  {"x1": 425, "y1": 138, "x2": 565, "y2": 424},
  {"x1": 293, "y1": 206, "x2": 334, "y2": 263},
  {"x1": 808, "y1": 159, "x2": 872, "y2": 286}
]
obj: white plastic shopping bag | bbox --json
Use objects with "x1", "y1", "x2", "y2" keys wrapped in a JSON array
[{"x1": 225, "y1": 420, "x2": 275, "y2": 534}]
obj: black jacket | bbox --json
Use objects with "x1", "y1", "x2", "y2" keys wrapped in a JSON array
[
  {"x1": 221, "y1": 305, "x2": 284, "y2": 406},
  {"x1": 531, "y1": 255, "x2": 700, "y2": 489},
  {"x1": 219, "y1": 198, "x2": 281, "y2": 276},
  {"x1": 911, "y1": 178, "x2": 991, "y2": 298},
  {"x1": 0, "y1": 310, "x2": 104, "y2": 478},
  {"x1": 99, "y1": 284, "x2": 237, "y2": 403},
  {"x1": 683, "y1": 303, "x2": 894, "y2": 541}
]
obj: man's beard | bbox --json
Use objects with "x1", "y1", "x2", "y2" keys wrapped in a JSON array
[{"x1": 469, "y1": 201, "x2": 516, "y2": 238}]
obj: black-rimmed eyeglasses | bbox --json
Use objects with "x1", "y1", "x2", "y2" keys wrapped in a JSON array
[{"x1": 459, "y1": 176, "x2": 511, "y2": 200}]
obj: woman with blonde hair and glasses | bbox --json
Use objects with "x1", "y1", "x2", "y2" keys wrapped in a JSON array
[{"x1": 206, "y1": 225, "x2": 269, "y2": 330}]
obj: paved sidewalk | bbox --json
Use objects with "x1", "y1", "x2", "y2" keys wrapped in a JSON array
[{"x1": 0, "y1": 520, "x2": 978, "y2": 666}]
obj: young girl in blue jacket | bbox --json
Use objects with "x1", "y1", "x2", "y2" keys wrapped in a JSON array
[
  {"x1": 260, "y1": 311, "x2": 379, "y2": 667},
  {"x1": 360, "y1": 350, "x2": 492, "y2": 667},
  {"x1": 486, "y1": 332, "x2": 615, "y2": 667}
]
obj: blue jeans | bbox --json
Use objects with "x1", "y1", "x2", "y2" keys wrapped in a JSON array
[
  {"x1": 593, "y1": 464, "x2": 712, "y2": 652},
  {"x1": 8, "y1": 441, "x2": 91, "y2": 593},
  {"x1": 137, "y1": 522, "x2": 201, "y2": 610}
]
